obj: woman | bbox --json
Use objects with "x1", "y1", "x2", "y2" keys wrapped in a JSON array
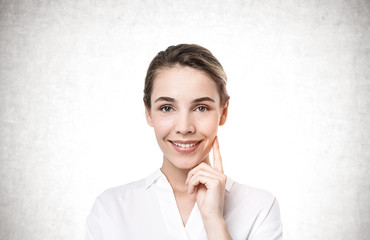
[{"x1": 86, "y1": 44, "x2": 283, "y2": 240}]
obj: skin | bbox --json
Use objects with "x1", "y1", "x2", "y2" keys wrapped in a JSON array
[{"x1": 145, "y1": 66, "x2": 231, "y2": 240}]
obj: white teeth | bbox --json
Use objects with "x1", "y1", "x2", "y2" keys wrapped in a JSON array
[{"x1": 173, "y1": 142, "x2": 197, "y2": 148}]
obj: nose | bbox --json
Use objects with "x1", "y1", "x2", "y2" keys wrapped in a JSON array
[{"x1": 175, "y1": 111, "x2": 195, "y2": 135}]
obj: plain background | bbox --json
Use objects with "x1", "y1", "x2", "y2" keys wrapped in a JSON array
[{"x1": 1, "y1": 0, "x2": 369, "y2": 239}]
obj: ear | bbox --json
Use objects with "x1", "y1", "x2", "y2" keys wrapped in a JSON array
[
  {"x1": 219, "y1": 100, "x2": 229, "y2": 126},
  {"x1": 145, "y1": 103, "x2": 154, "y2": 127}
]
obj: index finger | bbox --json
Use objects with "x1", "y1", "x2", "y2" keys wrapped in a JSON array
[{"x1": 213, "y1": 136, "x2": 224, "y2": 173}]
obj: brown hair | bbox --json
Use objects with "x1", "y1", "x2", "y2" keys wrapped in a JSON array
[{"x1": 143, "y1": 44, "x2": 230, "y2": 109}]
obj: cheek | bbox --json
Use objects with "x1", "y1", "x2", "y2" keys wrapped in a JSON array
[
  {"x1": 152, "y1": 117, "x2": 173, "y2": 139},
  {"x1": 197, "y1": 114, "x2": 219, "y2": 137}
]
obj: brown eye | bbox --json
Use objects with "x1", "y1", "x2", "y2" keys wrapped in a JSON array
[{"x1": 195, "y1": 106, "x2": 208, "y2": 112}]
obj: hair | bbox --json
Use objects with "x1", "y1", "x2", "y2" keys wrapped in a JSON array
[{"x1": 143, "y1": 44, "x2": 230, "y2": 109}]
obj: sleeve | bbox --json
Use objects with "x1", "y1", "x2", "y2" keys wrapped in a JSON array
[
  {"x1": 85, "y1": 196, "x2": 110, "y2": 240},
  {"x1": 250, "y1": 198, "x2": 283, "y2": 240},
  {"x1": 85, "y1": 199, "x2": 102, "y2": 240},
  {"x1": 86, "y1": 220, "x2": 97, "y2": 240}
]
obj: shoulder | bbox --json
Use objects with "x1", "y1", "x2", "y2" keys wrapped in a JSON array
[
  {"x1": 225, "y1": 180, "x2": 280, "y2": 218},
  {"x1": 90, "y1": 169, "x2": 163, "y2": 212},
  {"x1": 94, "y1": 177, "x2": 147, "y2": 205},
  {"x1": 224, "y1": 180, "x2": 283, "y2": 239},
  {"x1": 88, "y1": 177, "x2": 148, "y2": 223},
  {"x1": 86, "y1": 177, "x2": 152, "y2": 239},
  {"x1": 227, "y1": 180, "x2": 277, "y2": 202}
]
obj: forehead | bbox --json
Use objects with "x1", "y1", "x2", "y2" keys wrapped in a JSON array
[{"x1": 152, "y1": 66, "x2": 220, "y2": 103}]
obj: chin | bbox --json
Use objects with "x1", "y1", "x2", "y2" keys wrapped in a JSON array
[
  {"x1": 173, "y1": 162, "x2": 198, "y2": 170},
  {"x1": 169, "y1": 154, "x2": 209, "y2": 170}
]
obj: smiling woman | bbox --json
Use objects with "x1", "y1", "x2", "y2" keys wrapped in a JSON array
[
  {"x1": 86, "y1": 44, "x2": 283, "y2": 240},
  {"x1": 147, "y1": 66, "x2": 226, "y2": 171}
]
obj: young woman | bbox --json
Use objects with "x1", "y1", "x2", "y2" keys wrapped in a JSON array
[{"x1": 86, "y1": 44, "x2": 283, "y2": 240}]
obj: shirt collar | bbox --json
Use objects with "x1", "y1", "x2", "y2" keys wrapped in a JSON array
[
  {"x1": 145, "y1": 169, "x2": 164, "y2": 189},
  {"x1": 225, "y1": 176, "x2": 234, "y2": 192},
  {"x1": 145, "y1": 169, "x2": 234, "y2": 192}
]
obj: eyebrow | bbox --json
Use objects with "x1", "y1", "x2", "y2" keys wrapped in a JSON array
[
  {"x1": 154, "y1": 96, "x2": 175, "y2": 103},
  {"x1": 192, "y1": 97, "x2": 215, "y2": 103},
  {"x1": 154, "y1": 96, "x2": 215, "y2": 103}
]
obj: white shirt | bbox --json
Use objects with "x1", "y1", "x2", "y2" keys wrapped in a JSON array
[{"x1": 86, "y1": 169, "x2": 283, "y2": 240}]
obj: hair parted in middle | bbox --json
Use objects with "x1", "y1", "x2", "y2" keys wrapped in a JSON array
[{"x1": 143, "y1": 44, "x2": 230, "y2": 109}]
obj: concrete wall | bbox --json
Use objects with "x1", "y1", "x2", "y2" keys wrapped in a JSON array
[{"x1": 1, "y1": 0, "x2": 369, "y2": 239}]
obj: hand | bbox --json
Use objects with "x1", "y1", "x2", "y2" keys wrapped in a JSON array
[{"x1": 185, "y1": 136, "x2": 227, "y2": 222}]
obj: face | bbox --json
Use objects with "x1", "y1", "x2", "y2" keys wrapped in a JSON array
[{"x1": 145, "y1": 66, "x2": 228, "y2": 170}]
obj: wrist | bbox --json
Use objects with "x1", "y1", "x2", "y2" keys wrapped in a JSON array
[
  {"x1": 203, "y1": 215, "x2": 224, "y2": 227},
  {"x1": 203, "y1": 217, "x2": 232, "y2": 240}
]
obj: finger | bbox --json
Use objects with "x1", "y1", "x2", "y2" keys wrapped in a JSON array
[
  {"x1": 213, "y1": 136, "x2": 224, "y2": 173},
  {"x1": 186, "y1": 168, "x2": 222, "y2": 186},
  {"x1": 186, "y1": 162, "x2": 221, "y2": 185},
  {"x1": 187, "y1": 174, "x2": 220, "y2": 194}
]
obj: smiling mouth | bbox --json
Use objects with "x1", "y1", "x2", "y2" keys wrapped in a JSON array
[
  {"x1": 173, "y1": 142, "x2": 198, "y2": 148},
  {"x1": 169, "y1": 140, "x2": 201, "y2": 152}
]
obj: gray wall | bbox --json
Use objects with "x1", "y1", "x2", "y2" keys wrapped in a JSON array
[{"x1": 0, "y1": 0, "x2": 369, "y2": 239}]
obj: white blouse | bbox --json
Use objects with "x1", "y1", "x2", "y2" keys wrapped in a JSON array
[{"x1": 86, "y1": 169, "x2": 283, "y2": 240}]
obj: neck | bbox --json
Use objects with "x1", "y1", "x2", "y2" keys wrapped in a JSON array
[{"x1": 161, "y1": 156, "x2": 210, "y2": 193}]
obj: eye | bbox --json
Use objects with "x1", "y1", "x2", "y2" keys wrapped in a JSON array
[
  {"x1": 194, "y1": 105, "x2": 209, "y2": 112},
  {"x1": 160, "y1": 105, "x2": 174, "y2": 113}
]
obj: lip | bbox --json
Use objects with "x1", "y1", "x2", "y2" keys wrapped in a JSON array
[{"x1": 169, "y1": 140, "x2": 201, "y2": 153}]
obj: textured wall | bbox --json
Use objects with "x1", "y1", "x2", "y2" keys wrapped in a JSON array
[{"x1": 0, "y1": 0, "x2": 369, "y2": 239}]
